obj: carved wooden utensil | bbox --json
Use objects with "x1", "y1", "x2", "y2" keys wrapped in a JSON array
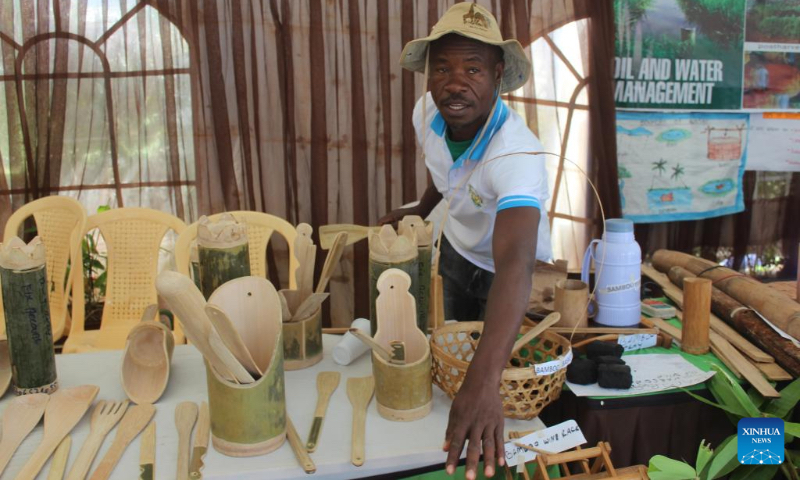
[
  {"x1": 175, "y1": 402, "x2": 198, "y2": 480},
  {"x1": 0, "y1": 393, "x2": 49, "y2": 475},
  {"x1": 66, "y1": 400, "x2": 130, "y2": 480},
  {"x1": 47, "y1": 436, "x2": 71, "y2": 480},
  {"x1": 87, "y1": 403, "x2": 156, "y2": 480},
  {"x1": 511, "y1": 312, "x2": 561, "y2": 355},
  {"x1": 347, "y1": 376, "x2": 375, "y2": 467},
  {"x1": 305, "y1": 371, "x2": 341, "y2": 452},
  {"x1": 16, "y1": 385, "x2": 100, "y2": 480},
  {"x1": 206, "y1": 304, "x2": 262, "y2": 377},
  {"x1": 315, "y1": 232, "x2": 347, "y2": 294}
]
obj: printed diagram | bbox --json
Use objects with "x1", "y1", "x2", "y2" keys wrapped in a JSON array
[
  {"x1": 706, "y1": 125, "x2": 745, "y2": 160},
  {"x1": 740, "y1": 449, "x2": 783, "y2": 465},
  {"x1": 615, "y1": 111, "x2": 747, "y2": 223},
  {"x1": 647, "y1": 160, "x2": 692, "y2": 210}
]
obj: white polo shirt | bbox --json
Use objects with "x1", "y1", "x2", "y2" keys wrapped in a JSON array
[{"x1": 414, "y1": 93, "x2": 552, "y2": 272}]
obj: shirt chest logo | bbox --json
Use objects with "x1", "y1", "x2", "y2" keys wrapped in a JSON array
[{"x1": 468, "y1": 184, "x2": 484, "y2": 209}]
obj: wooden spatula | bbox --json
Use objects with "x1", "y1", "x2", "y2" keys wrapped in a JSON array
[
  {"x1": 315, "y1": 232, "x2": 347, "y2": 293},
  {"x1": 88, "y1": 403, "x2": 156, "y2": 480},
  {"x1": 286, "y1": 416, "x2": 315, "y2": 474},
  {"x1": 511, "y1": 312, "x2": 561, "y2": 355},
  {"x1": 306, "y1": 371, "x2": 341, "y2": 452},
  {"x1": 319, "y1": 224, "x2": 381, "y2": 250},
  {"x1": 0, "y1": 393, "x2": 49, "y2": 475},
  {"x1": 206, "y1": 304, "x2": 262, "y2": 377},
  {"x1": 66, "y1": 400, "x2": 130, "y2": 480},
  {"x1": 16, "y1": 385, "x2": 100, "y2": 480},
  {"x1": 347, "y1": 376, "x2": 375, "y2": 467},
  {"x1": 349, "y1": 328, "x2": 402, "y2": 365},
  {"x1": 0, "y1": 339, "x2": 11, "y2": 397},
  {"x1": 175, "y1": 402, "x2": 198, "y2": 480},
  {"x1": 291, "y1": 292, "x2": 330, "y2": 322},
  {"x1": 47, "y1": 435, "x2": 71, "y2": 480}
]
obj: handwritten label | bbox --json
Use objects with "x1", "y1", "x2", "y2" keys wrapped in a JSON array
[
  {"x1": 503, "y1": 420, "x2": 587, "y2": 467},
  {"x1": 617, "y1": 334, "x2": 657, "y2": 352},
  {"x1": 533, "y1": 348, "x2": 573, "y2": 376}
]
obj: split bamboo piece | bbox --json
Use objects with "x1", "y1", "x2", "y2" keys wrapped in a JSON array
[
  {"x1": 175, "y1": 402, "x2": 198, "y2": 480},
  {"x1": 197, "y1": 214, "x2": 251, "y2": 299},
  {"x1": 398, "y1": 215, "x2": 434, "y2": 333},
  {"x1": 756, "y1": 362, "x2": 793, "y2": 381},
  {"x1": 295, "y1": 223, "x2": 315, "y2": 299},
  {"x1": 47, "y1": 436, "x2": 71, "y2": 480},
  {"x1": 66, "y1": 400, "x2": 130, "y2": 480},
  {"x1": 17, "y1": 385, "x2": 100, "y2": 480},
  {"x1": 643, "y1": 265, "x2": 773, "y2": 363},
  {"x1": 88, "y1": 403, "x2": 156, "y2": 480},
  {"x1": 0, "y1": 340, "x2": 10, "y2": 398},
  {"x1": 205, "y1": 304, "x2": 263, "y2": 377},
  {"x1": 681, "y1": 278, "x2": 712, "y2": 355},
  {"x1": 286, "y1": 417, "x2": 316, "y2": 474},
  {"x1": 347, "y1": 376, "x2": 375, "y2": 467},
  {"x1": 316, "y1": 232, "x2": 347, "y2": 294},
  {"x1": 710, "y1": 336, "x2": 779, "y2": 398},
  {"x1": 652, "y1": 249, "x2": 800, "y2": 339},
  {"x1": 0, "y1": 393, "x2": 49, "y2": 475},
  {"x1": 306, "y1": 371, "x2": 341, "y2": 452},
  {"x1": 319, "y1": 224, "x2": 381, "y2": 250}
]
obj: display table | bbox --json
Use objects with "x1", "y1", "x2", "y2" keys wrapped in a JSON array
[{"x1": 1, "y1": 335, "x2": 544, "y2": 479}]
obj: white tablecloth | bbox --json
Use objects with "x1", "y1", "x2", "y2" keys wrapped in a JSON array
[{"x1": 1, "y1": 335, "x2": 544, "y2": 479}]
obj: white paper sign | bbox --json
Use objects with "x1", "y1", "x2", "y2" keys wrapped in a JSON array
[
  {"x1": 746, "y1": 113, "x2": 800, "y2": 172},
  {"x1": 617, "y1": 334, "x2": 658, "y2": 352},
  {"x1": 503, "y1": 420, "x2": 587, "y2": 467},
  {"x1": 533, "y1": 348, "x2": 573, "y2": 376},
  {"x1": 566, "y1": 354, "x2": 715, "y2": 397}
]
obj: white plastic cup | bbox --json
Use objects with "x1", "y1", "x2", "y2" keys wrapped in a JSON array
[{"x1": 332, "y1": 318, "x2": 372, "y2": 365}]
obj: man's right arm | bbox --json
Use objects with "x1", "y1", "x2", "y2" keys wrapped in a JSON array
[{"x1": 377, "y1": 175, "x2": 442, "y2": 226}]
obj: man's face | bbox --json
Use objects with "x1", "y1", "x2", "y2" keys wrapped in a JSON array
[{"x1": 428, "y1": 34, "x2": 504, "y2": 142}]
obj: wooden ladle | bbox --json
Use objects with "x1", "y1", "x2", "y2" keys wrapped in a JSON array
[
  {"x1": 16, "y1": 385, "x2": 100, "y2": 480},
  {"x1": 511, "y1": 312, "x2": 561, "y2": 355},
  {"x1": 0, "y1": 393, "x2": 49, "y2": 476}
]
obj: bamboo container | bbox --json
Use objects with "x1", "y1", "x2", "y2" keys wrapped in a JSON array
[
  {"x1": 681, "y1": 277, "x2": 712, "y2": 355},
  {"x1": 398, "y1": 216, "x2": 433, "y2": 333},
  {"x1": 189, "y1": 240, "x2": 202, "y2": 291},
  {"x1": 371, "y1": 269, "x2": 432, "y2": 421},
  {"x1": 282, "y1": 307, "x2": 323, "y2": 370},
  {"x1": 368, "y1": 225, "x2": 418, "y2": 337},
  {"x1": 197, "y1": 214, "x2": 251, "y2": 299},
  {"x1": 0, "y1": 237, "x2": 58, "y2": 395},
  {"x1": 554, "y1": 279, "x2": 591, "y2": 330}
]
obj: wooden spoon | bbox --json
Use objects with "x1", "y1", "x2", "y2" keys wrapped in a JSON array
[
  {"x1": 0, "y1": 339, "x2": 11, "y2": 398},
  {"x1": 47, "y1": 435, "x2": 71, "y2": 480},
  {"x1": 315, "y1": 232, "x2": 347, "y2": 294},
  {"x1": 0, "y1": 393, "x2": 49, "y2": 475},
  {"x1": 206, "y1": 304, "x2": 262, "y2": 377},
  {"x1": 175, "y1": 402, "x2": 198, "y2": 480},
  {"x1": 319, "y1": 224, "x2": 380, "y2": 250},
  {"x1": 305, "y1": 371, "x2": 341, "y2": 452},
  {"x1": 208, "y1": 329, "x2": 255, "y2": 384},
  {"x1": 88, "y1": 403, "x2": 156, "y2": 480},
  {"x1": 66, "y1": 400, "x2": 130, "y2": 480},
  {"x1": 16, "y1": 385, "x2": 100, "y2": 480},
  {"x1": 347, "y1": 376, "x2": 375, "y2": 467},
  {"x1": 511, "y1": 312, "x2": 561, "y2": 355},
  {"x1": 349, "y1": 328, "x2": 403, "y2": 365}
]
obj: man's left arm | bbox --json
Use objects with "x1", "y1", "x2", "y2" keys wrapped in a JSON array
[{"x1": 444, "y1": 206, "x2": 540, "y2": 479}]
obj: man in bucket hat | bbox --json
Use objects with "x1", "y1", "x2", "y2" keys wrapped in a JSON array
[{"x1": 379, "y1": 3, "x2": 551, "y2": 479}]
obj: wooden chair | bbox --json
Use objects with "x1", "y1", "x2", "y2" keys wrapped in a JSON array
[
  {"x1": 63, "y1": 208, "x2": 186, "y2": 353},
  {"x1": 174, "y1": 211, "x2": 299, "y2": 289},
  {"x1": 1, "y1": 196, "x2": 87, "y2": 343}
]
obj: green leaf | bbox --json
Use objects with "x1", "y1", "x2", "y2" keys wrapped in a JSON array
[
  {"x1": 648, "y1": 472, "x2": 696, "y2": 480},
  {"x1": 696, "y1": 440, "x2": 713, "y2": 474},
  {"x1": 746, "y1": 387, "x2": 766, "y2": 411},
  {"x1": 764, "y1": 377, "x2": 800, "y2": 419},
  {"x1": 785, "y1": 422, "x2": 800, "y2": 438},
  {"x1": 680, "y1": 387, "x2": 750, "y2": 418},
  {"x1": 707, "y1": 365, "x2": 761, "y2": 418},
  {"x1": 97, "y1": 205, "x2": 111, "y2": 213},
  {"x1": 730, "y1": 465, "x2": 779, "y2": 480},
  {"x1": 704, "y1": 435, "x2": 739, "y2": 479},
  {"x1": 648, "y1": 455, "x2": 697, "y2": 479}
]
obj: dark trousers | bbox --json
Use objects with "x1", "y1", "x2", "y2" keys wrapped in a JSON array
[{"x1": 440, "y1": 236, "x2": 495, "y2": 321}]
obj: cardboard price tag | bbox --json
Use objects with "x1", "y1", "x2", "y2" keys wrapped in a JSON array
[{"x1": 503, "y1": 420, "x2": 587, "y2": 467}]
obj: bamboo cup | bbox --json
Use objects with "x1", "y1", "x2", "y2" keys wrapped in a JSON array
[
  {"x1": 553, "y1": 279, "x2": 591, "y2": 330},
  {"x1": 681, "y1": 277, "x2": 712, "y2": 355}
]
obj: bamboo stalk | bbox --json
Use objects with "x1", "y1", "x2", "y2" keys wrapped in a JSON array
[
  {"x1": 681, "y1": 278, "x2": 711, "y2": 355},
  {"x1": 197, "y1": 215, "x2": 251, "y2": 299}
]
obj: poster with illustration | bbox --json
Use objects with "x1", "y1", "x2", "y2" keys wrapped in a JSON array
[
  {"x1": 746, "y1": 113, "x2": 800, "y2": 171},
  {"x1": 617, "y1": 111, "x2": 748, "y2": 222},
  {"x1": 614, "y1": 0, "x2": 746, "y2": 110},
  {"x1": 743, "y1": 52, "x2": 800, "y2": 110}
]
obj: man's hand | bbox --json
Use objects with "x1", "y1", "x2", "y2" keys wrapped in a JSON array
[
  {"x1": 377, "y1": 206, "x2": 420, "y2": 228},
  {"x1": 443, "y1": 376, "x2": 505, "y2": 479}
]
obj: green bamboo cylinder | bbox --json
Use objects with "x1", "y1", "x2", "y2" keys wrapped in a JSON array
[
  {"x1": 282, "y1": 307, "x2": 323, "y2": 370},
  {"x1": 205, "y1": 331, "x2": 286, "y2": 456},
  {"x1": 190, "y1": 241, "x2": 202, "y2": 291},
  {"x1": 0, "y1": 237, "x2": 58, "y2": 395},
  {"x1": 369, "y1": 257, "x2": 418, "y2": 337},
  {"x1": 415, "y1": 244, "x2": 432, "y2": 332},
  {"x1": 373, "y1": 350, "x2": 432, "y2": 421},
  {"x1": 197, "y1": 214, "x2": 251, "y2": 299}
]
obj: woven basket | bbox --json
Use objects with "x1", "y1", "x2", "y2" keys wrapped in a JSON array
[{"x1": 431, "y1": 322, "x2": 571, "y2": 420}]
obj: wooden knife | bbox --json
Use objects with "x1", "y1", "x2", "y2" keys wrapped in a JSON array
[
  {"x1": 189, "y1": 402, "x2": 210, "y2": 479},
  {"x1": 138, "y1": 421, "x2": 155, "y2": 480}
]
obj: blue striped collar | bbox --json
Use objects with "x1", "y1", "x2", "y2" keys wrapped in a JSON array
[{"x1": 430, "y1": 99, "x2": 509, "y2": 170}]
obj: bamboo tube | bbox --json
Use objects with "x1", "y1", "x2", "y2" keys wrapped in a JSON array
[
  {"x1": 398, "y1": 216, "x2": 433, "y2": 333},
  {"x1": 368, "y1": 225, "x2": 418, "y2": 337},
  {"x1": 0, "y1": 237, "x2": 58, "y2": 395},
  {"x1": 681, "y1": 277, "x2": 711, "y2": 355},
  {"x1": 652, "y1": 249, "x2": 800, "y2": 339},
  {"x1": 669, "y1": 266, "x2": 800, "y2": 378},
  {"x1": 197, "y1": 214, "x2": 251, "y2": 299}
]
